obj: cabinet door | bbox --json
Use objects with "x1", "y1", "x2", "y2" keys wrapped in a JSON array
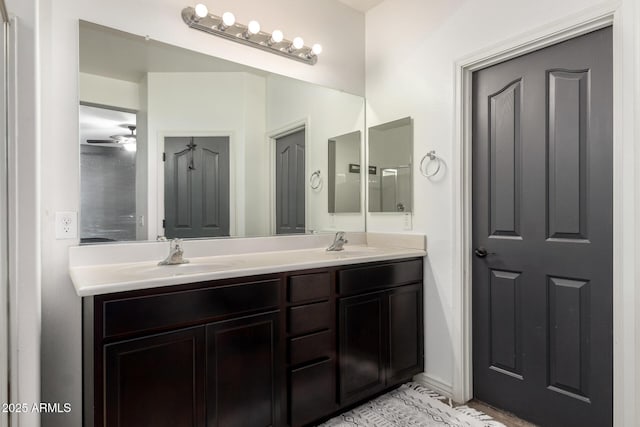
[
  {"x1": 338, "y1": 292, "x2": 385, "y2": 404},
  {"x1": 386, "y1": 283, "x2": 423, "y2": 385},
  {"x1": 104, "y1": 327, "x2": 205, "y2": 427},
  {"x1": 290, "y1": 358, "x2": 335, "y2": 427},
  {"x1": 206, "y1": 311, "x2": 280, "y2": 427}
]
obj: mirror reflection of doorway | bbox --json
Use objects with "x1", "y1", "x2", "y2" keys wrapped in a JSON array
[
  {"x1": 163, "y1": 136, "x2": 230, "y2": 238},
  {"x1": 275, "y1": 128, "x2": 305, "y2": 234},
  {"x1": 79, "y1": 104, "x2": 138, "y2": 243}
]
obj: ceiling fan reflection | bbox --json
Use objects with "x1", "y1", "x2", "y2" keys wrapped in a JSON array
[{"x1": 86, "y1": 124, "x2": 136, "y2": 144}]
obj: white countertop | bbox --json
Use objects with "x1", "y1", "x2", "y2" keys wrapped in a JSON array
[{"x1": 69, "y1": 233, "x2": 427, "y2": 297}]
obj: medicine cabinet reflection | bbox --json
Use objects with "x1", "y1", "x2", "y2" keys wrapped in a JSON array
[
  {"x1": 368, "y1": 117, "x2": 413, "y2": 213},
  {"x1": 328, "y1": 131, "x2": 361, "y2": 213}
]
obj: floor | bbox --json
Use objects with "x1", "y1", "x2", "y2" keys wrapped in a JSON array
[{"x1": 461, "y1": 400, "x2": 539, "y2": 427}]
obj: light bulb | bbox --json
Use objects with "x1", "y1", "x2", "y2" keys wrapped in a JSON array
[
  {"x1": 222, "y1": 12, "x2": 236, "y2": 27},
  {"x1": 312, "y1": 43, "x2": 323, "y2": 55},
  {"x1": 270, "y1": 30, "x2": 284, "y2": 44},
  {"x1": 123, "y1": 143, "x2": 137, "y2": 152},
  {"x1": 292, "y1": 37, "x2": 304, "y2": 50},
  {"x1": 247, "y1": 20, "x2": 261, "y2": 35},
  {"x1": 194, "y1": 3, "x2": 208, "y2": 18}
]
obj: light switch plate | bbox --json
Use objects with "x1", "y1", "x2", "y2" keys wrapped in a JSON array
[
  {"x1": 403, "y1": 212, "x2": 412, "y2": 230},
  {"x1": 55, "y1": 211, "x2": 78, "y2": 239}
]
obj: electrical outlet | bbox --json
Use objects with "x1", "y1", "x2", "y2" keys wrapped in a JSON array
[{"x1": 55, "y1": 211, "x2": 78, "y2": 239}]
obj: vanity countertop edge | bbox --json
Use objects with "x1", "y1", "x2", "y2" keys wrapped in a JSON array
[{"x1": 69, "y1": 232, "x2": 427, "y2": 297}]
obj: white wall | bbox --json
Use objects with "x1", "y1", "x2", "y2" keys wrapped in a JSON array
[
  {"x1": 79, "y1": 73, "x2": 139, "y2": 110},
  {"x1": 266, "y1": 74, "x2": 365, "y2": 233},
  {"x1": 36, "y1": 1, "x2": 364, "y2": 426},
  {"x1": 366, "y1": 0, "x2": 640, "y2": 422},
  {"x1": 5, "y1": 0, "x2": 41, "y2": 425}
]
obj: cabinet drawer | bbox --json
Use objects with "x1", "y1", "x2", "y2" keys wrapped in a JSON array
[
  {"x1": 102, "y1": 279, "x2": 280, "y2": 338},
  {"x1": 288, "y1": 272, "x2": 331, "y2": 303},
  {"x1": 338, "y1": 259, "x2": 422, "y2": 296},
  {"x1": 288, "y1": 301, "x2": 330, "y2": 336},
  {"x1": 290, "y1": 358, "x2": 335, "y2": 427},
  {"x1": 289, "y1": 330, "x2": 332, "y2": 366}
]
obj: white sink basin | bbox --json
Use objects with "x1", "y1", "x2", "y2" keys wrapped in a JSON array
[
  {"x1": 114, "y1": 261, "x2": 234, "y2": 279},
  {"x1": 323, "y1": 246, "x2": 382, "y2": 257}
]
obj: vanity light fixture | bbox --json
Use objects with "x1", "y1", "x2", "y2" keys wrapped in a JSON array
[
  {"x1": 219, "y1": 11, "x2": 235, "y2": 31},
  {"x1": 182, "y1": 4, "x2": 322, "y2": 65},
  {"x1": 268, "y1": 29, "x2": 284, "y2": 46},
  {"x1": 244, "y1": 20, "x2": 261, "y2": 39}
]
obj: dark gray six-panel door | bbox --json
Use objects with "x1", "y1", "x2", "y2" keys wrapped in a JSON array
[
  {"x1": 164, "y1": 136, "x2": 230, "y2": 238},
  {"x1": 276, "y1": 129, "x2": 305, "y2": 234},
  {"x1": 472, "y1": 28, "x2": 612, "y2": 426}
]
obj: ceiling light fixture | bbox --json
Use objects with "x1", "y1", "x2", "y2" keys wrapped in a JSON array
[{"x1": 181, "y1": 5, "x2": 322, "y2": 65}]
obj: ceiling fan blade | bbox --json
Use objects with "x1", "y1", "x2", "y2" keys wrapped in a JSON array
[{"x1": 86, "y1": 139, "x2": 117, "y2": 144}]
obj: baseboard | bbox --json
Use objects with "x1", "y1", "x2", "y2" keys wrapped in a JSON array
[{"x1": 412, "y1": 373, "x2": 454, "y2": 400}]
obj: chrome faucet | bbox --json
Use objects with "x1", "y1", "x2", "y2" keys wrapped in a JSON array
[
  {"x1": 158, "y1": 238, "x2": 189, "y2": 265},
  {"x1": 327, "y1": 231, "x2": 348, "y2": 251}
]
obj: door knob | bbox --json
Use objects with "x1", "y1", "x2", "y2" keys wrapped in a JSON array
[{"x1": 474, "y1": 247, "x2": 493, "y2": 258}]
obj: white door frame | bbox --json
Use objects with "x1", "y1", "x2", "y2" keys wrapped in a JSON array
[
  {"x1": 451, "y1": 2, "x2": 636, "y2": 425},
  {"x1": 0, "y1": 16, "x2": 8, "y2": 427}
]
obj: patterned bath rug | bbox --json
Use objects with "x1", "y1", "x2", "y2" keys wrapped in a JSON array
[{"x1": 319, "y1": 382, "x2": 505, "y2": 427}]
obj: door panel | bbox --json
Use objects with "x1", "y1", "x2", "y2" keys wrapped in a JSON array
[
  {"x1": 165, "y1": 136, "x2": 230, "y2": 238},
  {"x1": 276, "y1": 129, "x2": 305, "y2": 234},
  {"x1": 201, "y1": 147, "x2": 223, "y2": 228},
  {"x1": 488, "y1": 270, "x2": 522, "y2": 378},
  {"x1": 547, "y1": 70, "x2": 589, "y2": 240},
  {"x1": 472, "y1": 28, "x2": 612, "y2": 427},
  {"x1": 489, "y1": 80, "x2": 522, "y2": 238},
  {"x1": 547, "y1": 277, "x2": 590, "y2": 400}
]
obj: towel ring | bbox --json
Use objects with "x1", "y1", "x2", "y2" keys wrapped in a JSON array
[
  {"x1": 310, "y1": 170, "x2": 322, "y2": 190},
  {"x1": 419, "y1": 150, "x2": 442, "y2": 178}
]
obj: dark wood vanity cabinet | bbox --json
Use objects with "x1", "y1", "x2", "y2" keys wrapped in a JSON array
[
  {"x1": 206, "y1": 311, "x2": 280, "y2": 427},
  {"x1": 337, "y1": 260, "x2": 424, "y2": 406},
  {"x1": 84, "y1": 275, "x2": 282, "y2": 427},
  {"x1": 103, "y1": 326, "x2": 207, "y2": 427},
  {"x1": 285, "y1": 271, "x2": 336, "y2": 427},
  {"x1": 84, "y1": 258, "x2": 423, "y2": 427}
]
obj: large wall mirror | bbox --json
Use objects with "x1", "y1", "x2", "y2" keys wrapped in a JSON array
[
  {"x1": 78, "y1": 21, "x2": 365, "y2": 243},
  {"x1": 368, "y1": 117, "x2": 413, "y2": 213}
]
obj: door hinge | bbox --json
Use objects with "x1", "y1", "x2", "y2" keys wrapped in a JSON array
[
  {"x1": 162, "y1": 152, "x2": 166, "y2": 162},
  {"x1": 162, "y1": 219, "x2": 166, "y2": 228}
]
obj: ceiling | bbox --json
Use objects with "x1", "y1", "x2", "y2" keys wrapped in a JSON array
[
  {"x1": 79, "y1": 104, "x2": 136, "y2": 148},
  {"x1": 337, "y1": 0, "x2": 385, "y2": 12}
]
